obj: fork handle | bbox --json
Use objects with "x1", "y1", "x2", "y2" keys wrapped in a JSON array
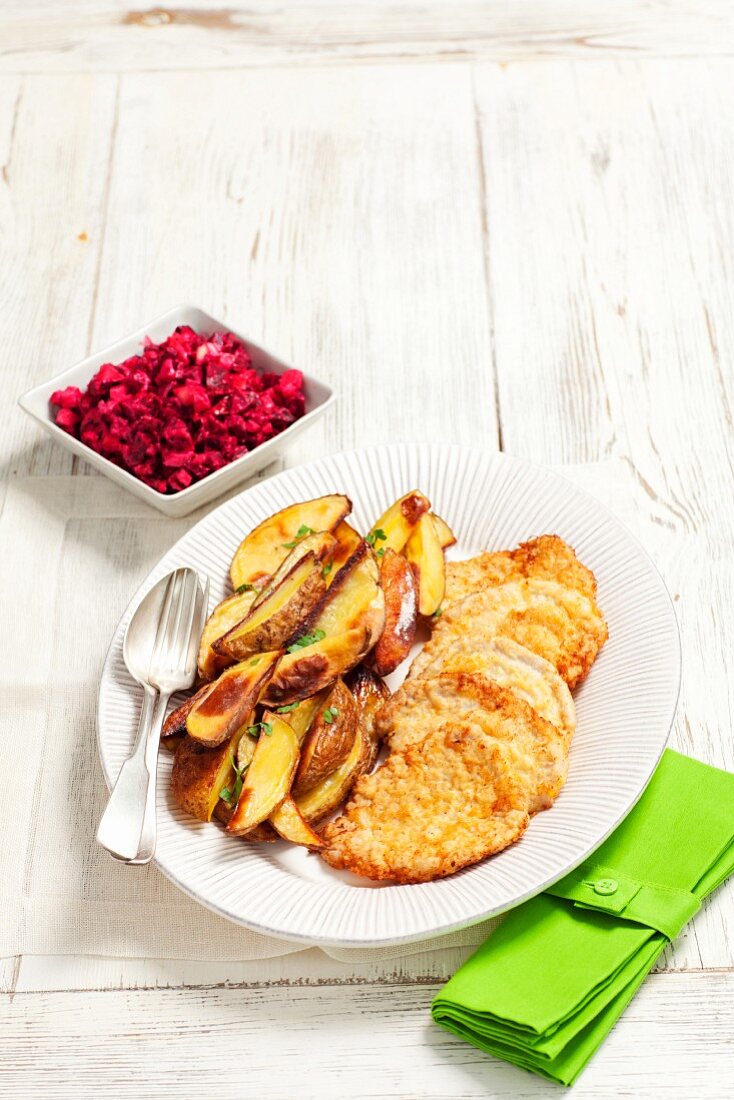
[
  {"x1": 127, "y1": 691, "x2": 172, "y2": 865},
  {"x1": 97, "y1": 684, "x2": 162, "y2": 862}
]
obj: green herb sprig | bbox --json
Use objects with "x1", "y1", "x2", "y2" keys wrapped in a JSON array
[
  {"x1": 276, "y1": 702, "x2": 300, "y2": 714},
  {"x1": 246, "y1": 720, "x2": 273, "y2": 739},
  {"x1": 366, "y1": 528, "x2": 387, "y2": 549},
  {"x1": 283, "y1": 524, "x2": 315, "y2": 549},
  {"x1": 322, "y1": 706, "x2": 339, "y2": 725},
  {"x1": 220, "y1": 755, "x2": 248, "y2": 806},
  {"x1": 287, "y1": 629, "x2": 326, "y2": 653}
]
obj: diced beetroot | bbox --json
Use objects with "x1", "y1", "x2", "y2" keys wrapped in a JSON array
[
  {"x1": 49, "y1": 326, "x2": 305, "y2": 493},
  {"x1": 55, "y1": 408, "x2": 80, "y2": 434}
]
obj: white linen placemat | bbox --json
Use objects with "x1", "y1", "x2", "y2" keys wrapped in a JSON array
[{"x1": 0, "y1": 458, "x2": 646, "y2": 963}]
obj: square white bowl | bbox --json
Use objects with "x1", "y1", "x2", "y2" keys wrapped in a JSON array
[{"x1": 18, "y1": 305, "x2": 335, "y2": 517}]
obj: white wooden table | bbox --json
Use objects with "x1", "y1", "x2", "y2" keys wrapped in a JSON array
[{"x1": 3, "y1": 3, "x2": 734, "y2": 1096}]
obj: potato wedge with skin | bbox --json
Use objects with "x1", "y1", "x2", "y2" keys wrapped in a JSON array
[
  {"x1": 304, "y1": 541, "x2": 385, "y2": 640},
  {"x1": 346, "y1": 664, "x2": 391, "y2": 769},
  {"x1": 263, "y1": 547, "x2": 386, "y2": 704},
  {"x1": 271, "y1": 689, "x2": 330, "y2": 746},
  {"x1": 230, "y1": 494, "x2": 351, "y2": 590},
  {"x1": 171, "y1": 723, "x2": 249, "y2": 822},
  {"x1": 212, "y1": 800, "x2": 276, "y2": 841},
  {"x1": 293, "y1": 680, "x2": 357, "y2": 795},
  {"x1": 368, "y1": 490, "x2": 430, "y2": 554},
  {"x1": 327, "y1": 521, "x2": 362, "y2": 585},
  {"x1": 162, "y1": 684, "x2": 210, "y2": 740},
  {"x1": 251, "y1": 532, "x2": 336, "y2": 608},
  {"x1": 186, "y1": 651, "x2": 281, "y2": 747},
  {"x1": 215, "y1": 553, "x2": 326, "y2": 661},
  {"x1": 262, "y1": 627, "x2": 371, "y2": 706},
  {"x1": 226, "y1": 713, "x2": 300, "y2": 835},
  {"x1": 431, "y1": 512, "x2": 457, "y2": 549},
  {"x1": 197, "y1": 589, "x2": 258, "y2": 681},
  {"x1": 295, "y1": 725, "x2": 371, "y2": 824},
  {"x1": 269, "y1": 797, "x2": 325, "y2": 849},
  {"x1": 367, "y1": 548, "x2": 418, "y2": 676},
  {"x1": 405, "y1": 512, "x2": 446, "y2": 616}
]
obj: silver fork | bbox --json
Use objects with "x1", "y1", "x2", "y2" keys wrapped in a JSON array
[{"x1": 97, "y1": 567, "x2": 208, "y2": 864}]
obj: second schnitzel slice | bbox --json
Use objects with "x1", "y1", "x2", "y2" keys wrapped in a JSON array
[
  {"x1": 411, "y1": 636, "x2": 576, "y2": 750},
  {"x1": 412, "y1": 578, "x2": 607, "y2": 689},
  {"x1": 321, "y1": 719, "x2": 532, "y2": 884},
  {"x1": 375, "y1": 672, "x2": 569, "y2": 811}
]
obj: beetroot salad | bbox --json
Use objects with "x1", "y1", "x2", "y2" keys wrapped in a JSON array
[{"x1": 50, "y1": 326, "x2": 306, "y2": 494}]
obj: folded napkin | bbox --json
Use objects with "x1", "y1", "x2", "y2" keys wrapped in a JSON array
[{"x1": 432, "y1": 749, "x2": 734, "y2": 1085}]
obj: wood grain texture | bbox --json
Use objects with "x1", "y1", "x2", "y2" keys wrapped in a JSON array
[
  {"x1": 2, "y1": 1, "x2": 734, "y2": 73},
  {"x1": 0, "y1": 74, "x2": 118, "y2": 482},
  {"x1": 475, "y1": 59, "x2": 734, "y2": 970},
  {"x1": 3, "y1": 973, "x2": 734, "y2": 1097},
  {"x1": 89, "y1": 64, "x2": 497, "y2": 467}
]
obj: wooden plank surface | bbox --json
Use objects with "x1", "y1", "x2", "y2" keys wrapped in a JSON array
[
  {"x1": 2, "y1": 1, "x2": 734, "y2": 73},
  {"x1": 3, "y1": 973, "x2": 734, "y2": 1098}
]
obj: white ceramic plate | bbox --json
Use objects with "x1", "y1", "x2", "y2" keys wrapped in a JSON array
[{"x1": 97, "y1": 444, "x2": 681, "y2": 947}]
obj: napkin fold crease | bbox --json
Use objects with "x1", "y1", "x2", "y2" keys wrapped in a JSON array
[{"x1": 432, "y1": 750, "x2": 734, "y2": 1085}]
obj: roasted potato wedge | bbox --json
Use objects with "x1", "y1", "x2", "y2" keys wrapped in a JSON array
[
  {"x1": 162, "y1": 685, "x2": 209, "y2": 740},
  {"x1": 367, "y1": 547, "x2": 418, "y2": 676},
  {"x1": 271, "y1": 689, "x2": 329, "y2": 745},
  {"x1": 186, "y1": 651, "x2": 281, "y2": 747},
  {"x1": 405, "y1": 512, "x2": 446, "y2": 616},
  {"x1": 215, "y1": 553, "x2": 326, "y2": 661},
  {"x1": 269, "y1": 797, "x2": 325, "y2": 849},
  {"x1": 368, "y1": 490, "x2": 430, "y2": 554},
  {"x1": 347, "y1": 664, "x2": 391, "y2": 769},
  {"x1": 295, "y1": 725, "x2": 371, "y2": 824},
  {"x1": 306, "y1": 541, "x2": 385, "y2": 639},
  {"x1": 252, "y1": 531, "x2": 336, "y2": 607},
  {"x1": 212, "y1": 800, "x2": 276, "y2": 841},
  {"x1": 226, "y1": 712, "x2": 300, "y2": 835},
  {"x1": 431, "y1": 512, "x2": 457, "y2": 549},
  {"x1": 230, "y1": 494, "x2": 351, "y2": 590},
  {"x1": 327, "y1": 521, "x2": 363, "y2": 585},
  {"x1": 171, "y1": 722, "x2": 250, "y2": 822},
  {"x1": 262, "y1": 627, "x2": 369, "y2": 706},
  {"x1": 263, "y1": 545, "x2": 386, "y2": 704},
  {"x1": 197, "y1": 589, "x2": 258, "y2": 681},
  {"x1": 293, "y1": 679, "x2": 358, "y2": 795}
]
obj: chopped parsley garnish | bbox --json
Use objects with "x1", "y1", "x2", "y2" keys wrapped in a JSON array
[
  {"x1": 220, "y1": 755, "x2": 247, "y2": 806},
  {"x1": 246, "y1": 720, "x2": 273, "y2": 739},
  {"x1": 250, "y1": 657, "x2": 260, "y2": 666},
  {"x1": 376, "y1": 547, "x2": 385, "y2": 558},
  {"x1": 433, "y1": 605, "x2": 443, "y2": 618},
  {"x1": 322, "y1": 706, "x2": 339, "y2": 724},
  {"x1": 235, "y1": 583, "x2": 259, "y2": 595},
  {"x1": 322, "y1": 562, "x2": 333, "y2": 579},
  {"x1": 276, "y1": 702, "x2": 300, "y2": 713},
  {"x1": 283, "y1": 524, "x2": 315, "y2": 549},
  {"x1": 287, "y1": 629, "x2": 326, "y2": 653},
  {"x1": 366, "y1": 528, "x2": 387, "y2": 548}
]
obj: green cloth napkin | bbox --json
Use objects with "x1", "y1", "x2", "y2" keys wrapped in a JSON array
[{"x1": 432, "y1": 749, "x2": 734, "y2": 1086}]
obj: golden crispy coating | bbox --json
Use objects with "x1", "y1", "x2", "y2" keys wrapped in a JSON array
[
  {"x1": 444, "y1": 534, "x2": 597, "y2": 607},
  {"x1": 375, "y1": 672, "x2": 568, "y2": 811},
  {"x1": 413, "y1": 578, "x2": 607, "y2": 689},
  {"x1": 408, "y1": 636, "x2": 576, "y2": 749},
  {"x1": 321, "y1": 720, "x2": 531, "y2": 884}
]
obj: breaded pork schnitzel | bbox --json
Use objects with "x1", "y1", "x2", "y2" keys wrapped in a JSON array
[
  {"x1": 321, "y1": 719, "x2": 532, "y2": 884},
  {"x1": 375, "y1": 672, "x2": 569, "y2": 811},
  {"x1": 382, "y1": 637, "x2": 576, "y2": 750},
  {"x1": 444, "y1": 534, "x2": 597, "y2": 607},
  {"x1": 412, "y1": 577, "x2": 607, "y2": 689}
]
